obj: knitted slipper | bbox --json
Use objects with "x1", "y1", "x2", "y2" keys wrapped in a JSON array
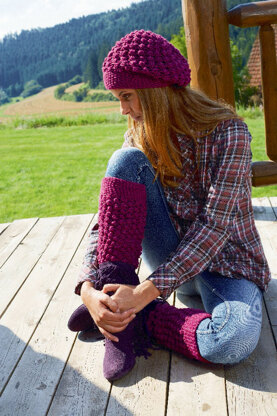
[{"x1": 67, "y1": 303, "x2": 98, "y2": 332}]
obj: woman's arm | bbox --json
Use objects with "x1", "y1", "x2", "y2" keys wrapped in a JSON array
[
  {"x1": 102, "y1": 280, "x2": 161, "y2": 313},
  {"x1": 75, "y1": 223, "x2": 99, "y2": 295},
  {"x1": 147, "y1": 119, "x2": 253, "y2": 299}
]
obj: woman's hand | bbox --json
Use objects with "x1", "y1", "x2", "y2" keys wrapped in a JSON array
[
  {"x1": 103, "y1": 280, "x2": 161, "y2": 314},
  {"x1": 80, "y1": 281, "x2": 136, "y2": 342}
]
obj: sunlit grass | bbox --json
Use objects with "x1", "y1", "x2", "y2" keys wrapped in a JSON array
[{"x1": 0, "y1": 114, "x2": 276, "y2": 222}]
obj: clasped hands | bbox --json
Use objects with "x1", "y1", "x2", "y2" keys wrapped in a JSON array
[{"x1": 81, "y1": 280, "x2": 160, "y2": 342}]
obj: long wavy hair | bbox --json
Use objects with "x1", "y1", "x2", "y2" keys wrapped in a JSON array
[{"x1": 127, "y1": 86, "x2": 241, "y2": 187}]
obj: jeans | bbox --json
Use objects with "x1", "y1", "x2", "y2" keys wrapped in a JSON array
[{"x1": 105, "y1": 147, "x2": 263, "y2": 365}]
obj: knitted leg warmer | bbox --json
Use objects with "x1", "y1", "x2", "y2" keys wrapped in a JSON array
[
  {"x1": 97, "y1": 177, "x2": 147, "y2": 381},
  {"x1": 146, "y1": 302, "x2": 211, "y2": 363},
  {"x1": 67, "y1": 177, "x2": 146, "y2": 333}
]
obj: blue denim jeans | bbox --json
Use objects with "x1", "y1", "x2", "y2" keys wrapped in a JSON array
[{"x1": 105, "y1": 147, "x2": 263, "y2": 365}]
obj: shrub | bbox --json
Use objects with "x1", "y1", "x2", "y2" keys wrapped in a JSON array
[
  {"x1": 21, "y1": 80, "x2": 43, "y2": 98},
  {"x1": 66, "y1": 75, "x2": 83, "y2": 86},
  {"x1": 85, "y1": 92, "x2": 118, "y2": 102},
  {"x1": 0, "y1": 88, "x2": 10, "y2": 105},
  {"x1": 4, "y1": 113, "x2": 126, "y2": 128},
  {"x1": 95, "y1": 81, "x2": 105, "y2": 90},
  {"x1": 54, "y1": 84, "x2": 66, "y2": 99}
]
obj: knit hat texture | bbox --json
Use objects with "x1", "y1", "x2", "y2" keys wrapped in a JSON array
[{"x1": 102, "y1": 29, "x2": 191, "y2": 89}]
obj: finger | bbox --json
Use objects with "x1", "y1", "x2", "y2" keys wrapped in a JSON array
[
  {"x1": 102, "y1": 284, "x2": 120, "y2": 294},
  {"x1": 101, "y1": 309, "x2": 136, "y2": 323},
  {"x1": 101, "y1": 295, "x2": 119, "y2": 313},
  {"x1": 104, "y1": 323, "x2": 128, "y2": 334},
  {"x1": 99, "y1": 328, "x2": 119, "y2": 342},
  {"x1": 103, "y1": 314, "x2": 136, "y2": 328}
]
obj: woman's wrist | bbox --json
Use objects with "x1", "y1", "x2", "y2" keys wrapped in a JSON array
[
  {"x1": 80, "y1": 280, "x2": 95, "y2": 303},
  {"x1": 134, "y1": 280, "x2": 161, "y2": 310}
]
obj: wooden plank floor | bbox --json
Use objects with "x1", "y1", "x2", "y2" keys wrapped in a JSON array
[{"x1": 0, "y1": 197, "x2": 276, "y2": 416}]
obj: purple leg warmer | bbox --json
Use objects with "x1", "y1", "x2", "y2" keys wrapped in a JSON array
[
  {"x1": 67, "y1": 177, "x2": 147, "y2": 334},
  {"x1": 146, "y1": 302, "x2": 211, "y2": 363},
  {"x1": 97, "y1": 177, "x2": 147, "y2": 381}
]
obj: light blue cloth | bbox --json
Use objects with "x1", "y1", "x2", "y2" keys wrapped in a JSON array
[{"x1": 106, "y1": 147, "x2": 263, "y2": 364}]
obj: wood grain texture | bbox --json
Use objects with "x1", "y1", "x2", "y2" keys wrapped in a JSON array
[
  {"x1": 252, "y1": 161, "x2": 277, "y2": 187},
  {"x1": 167, "y1": 293, "x2": 227, "y2": 416},
  {"x1": 269, "y1": 197, "x2": 277, "y2": 218},
  {"x1": 0, "y1": 214, "x2": 92, "y2": 394},
  {"x1": 252, "y1": 197, "x2": 277, "y2": 221},
  {"x1": 0, "y1": 197, "x2": 275, "y2": 414},
  {"x1": 182, "y1": 0, "x2": 235, "y2": 107},
  {"x1": 48, "y1": 332, "x2": 111, "y2": 416},
  {"x1": 225, "y1": 302, "x2": 277, "y2": 416},
  {"x1": 0, "y1": 223, "x2": 10, "y2": 235},
  {"x1": 259, "y1": 24, "x2": 277, "y2": 162},
  {"x1": 0, "y1": 217, "x2": 38, "y2": 267},
  {"x1": 106, "y1": 259, "x2": 171, "y2": 416},
  {"x1": 227, "y1": 0, "x2": 277, "y2": 28},
  {"x1": 0, "y1": 216, "x2": 64, "y2": 317},
  {"x1": 0, "y1": 215, "x2": 95, "y2": 416},
  {"x1": 252, "y1": 198, "x2": 277, "y2": 278}
]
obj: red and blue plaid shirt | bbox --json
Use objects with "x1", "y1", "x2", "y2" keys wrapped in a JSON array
[{"x1": 76, "y1": 119, "x2": 271, "y2": 299}]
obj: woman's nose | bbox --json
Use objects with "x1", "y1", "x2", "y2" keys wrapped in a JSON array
[{"x1": 120, "y1": 101, "x2": 130, "y2": 115}]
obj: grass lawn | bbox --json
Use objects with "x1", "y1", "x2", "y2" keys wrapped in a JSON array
[
  {"x1": 0, "y1": 117, "x2": 276, "y2": 222},
  {"x1": 0, "y1": 124, "x2": 126, "y2": 222}
]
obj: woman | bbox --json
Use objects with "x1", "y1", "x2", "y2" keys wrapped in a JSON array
[{"x1": 68, "y1": 30, "x2": 271, "y2": 381}]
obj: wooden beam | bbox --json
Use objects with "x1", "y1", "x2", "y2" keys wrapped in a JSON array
[
  {"x1": 227, "y1": 1, "x2": 277, "y2": 28},
  {"x1": 252, "y1": 161, "x2": 277, "y2": 187},
  {"x1": 259, "y1": 25, "x2": 277, "y2": 162},
  {"x1": 182, "y1": 0, "x2": 235, "y2": 108}
]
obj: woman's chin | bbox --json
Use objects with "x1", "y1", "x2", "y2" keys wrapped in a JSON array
[{"x1": 132, "y1": 116, "x2": 143, "y2": 122}]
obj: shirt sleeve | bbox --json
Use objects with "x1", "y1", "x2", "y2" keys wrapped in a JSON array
[
  {"x1": 75, "y1": 223, "x2": 99, "y2": 295},
  {"x1": 147, "y1": 119, "x2": 253, "y2": 300}
]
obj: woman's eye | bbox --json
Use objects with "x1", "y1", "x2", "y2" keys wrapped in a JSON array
[{"x1": 123, "y1": 94, "x2": 131, "y2": 100}]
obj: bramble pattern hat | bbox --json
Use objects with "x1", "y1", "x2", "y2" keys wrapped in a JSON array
[{"x1": 102, "y1": 29, "x2": 191, "y2": 89}]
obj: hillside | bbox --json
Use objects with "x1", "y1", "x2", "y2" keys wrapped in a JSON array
[
  {"x1": 0, "y1": 86, "x2": 119, "y2": 121},
  {"x1": 0, "y1": 0, "x2": 262, "y2": 96}
]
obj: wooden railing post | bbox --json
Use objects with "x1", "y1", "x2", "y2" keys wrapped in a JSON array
[
  {"x1": 259, "y1": 24, "x2": 277, "y2": 162},
  {"x1": 182, "y1": 0, "x2": 235, "y2": 108}
]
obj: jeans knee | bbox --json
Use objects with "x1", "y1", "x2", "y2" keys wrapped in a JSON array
[
  {"x1": 106, "y1": 147, "x2": 147, "y2": 180},
  {"x1": 220, "y1": 323, "x2": 261, "y2": 364},
  {"x1": 198, "y1": 302, "x2": 262, "y2": 365}
]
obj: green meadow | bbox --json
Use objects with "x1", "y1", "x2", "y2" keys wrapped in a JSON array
[{"x1": 0, "y1": 114, "x2": 276, "y2": 223}]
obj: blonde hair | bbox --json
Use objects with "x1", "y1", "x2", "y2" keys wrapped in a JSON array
[{"x1": 128, "y1": 86, "x2": 241, "y2": 187}]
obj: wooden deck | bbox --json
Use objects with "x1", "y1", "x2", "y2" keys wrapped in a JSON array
[{"x1": 0, "y1": 197, "x2": 276, "y2": 416}]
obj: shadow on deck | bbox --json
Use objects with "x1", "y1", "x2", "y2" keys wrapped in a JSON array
[{"x1": 0, "y1": 197, "x2": 276, "y2": 415}]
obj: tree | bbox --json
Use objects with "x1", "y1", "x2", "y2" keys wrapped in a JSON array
[
  {"x1": 54, "y1": 84, "x2": 66, "y2": 99},
  {"x1": 21, "y1": 80, "x2": 43, "y2": 98},
  {"x1": 73, "y1": 83, "x2": 90, "y2": 102},
  {"x1": 170, "y1": 26, "x2": 187, "y2": 58},
  {"x1": 0, "y1": 88, "x2": 10, "y2": 105},
  {"x1": 97, "y1": 43, "x2": 110, "y2": 80},
  {"x1": 230, "y1": 40, "x2": 258, "y2": 107},
  {"x1": 84, "y1": 51, "x2": 101, "y2": 88}
]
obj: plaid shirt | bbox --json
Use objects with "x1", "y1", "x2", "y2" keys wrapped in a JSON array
[{"x1": 76, "y1": 119, "x2": 271, "y2": 299}]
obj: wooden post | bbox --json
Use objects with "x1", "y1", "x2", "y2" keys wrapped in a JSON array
[
  {"x1": 182, "y1": 0, "x2": 235, "y2": 108},
  {"x1": 259, "y1": 24, "x2": 277, "y2": 162},
  {"x1": 227, "y1": 0, "x2": 277, "y2": 27}
]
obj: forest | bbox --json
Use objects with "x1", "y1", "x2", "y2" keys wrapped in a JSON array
[{"x1": 0, "y1": 0, "x2": 260, "y2": 97}]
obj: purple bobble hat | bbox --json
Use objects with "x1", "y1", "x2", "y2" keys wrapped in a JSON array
[{"x1": 102, "y1": 29, "x2": 191, "y2": 89}]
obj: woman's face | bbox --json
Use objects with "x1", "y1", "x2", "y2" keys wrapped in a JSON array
[{"x1": 111, "y1": 89, "x2": 143, "y2": 122}]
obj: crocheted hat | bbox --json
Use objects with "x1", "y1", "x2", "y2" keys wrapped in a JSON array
[{"x1": 102, "y1": 29, "x2": 191, "y2": 89}]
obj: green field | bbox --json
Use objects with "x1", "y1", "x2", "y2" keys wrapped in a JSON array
[
  {"x1": 0, "y1": 116, "x2": 276, "y2": 223},
  {"x1": 0, "y1": 124, "x2": 126, "y2": 222}
]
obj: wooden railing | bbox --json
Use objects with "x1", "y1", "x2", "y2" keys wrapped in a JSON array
[{"x1": 182, "y1": 0, "x2": 277, "y2": 186}]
